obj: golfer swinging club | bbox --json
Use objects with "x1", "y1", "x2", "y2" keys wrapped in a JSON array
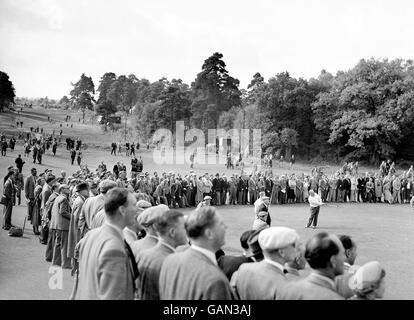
[{"x1": 305, "y1": 189, "x2": 325, "y2": 229}]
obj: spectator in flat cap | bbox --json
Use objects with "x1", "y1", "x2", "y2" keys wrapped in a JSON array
[
  {"x1": 131, "y1": 204, "x2": 169, "y2": 261},
  {"x1": 196, "y1": 195, "x2": 211, "y2": 209},
  {"x1": 159, "y1": 206, "x2": 234, "y2": 300},
  {"x1": 348, "y1": 261, "x2": 386, "y2": 300},
  {"x1": 122, "y1": 200, "x2": 151, "y2": 245},
  {"x1": 137, "y1": 209, "x2": 188, "y2": 300},
  {"x1": 79, "y1": 179, "x2": 117, "y2": 237},
  {"x1": 133, "y1": 200, "x2": 152, "y2": 239},
  {"x1": 252, "y1": 211, "x2": 270, "y2": 230},
  {"x1": 218, "y1": 230, "x2": 256, "y2": 281},
  {"x1": 233, "y1": 226, "x2": 299, "y2": 299},
  {"x1": 68, "y1": 182, "x2": 90, "y2": 266},
  {"x1": 255, "y1": 195, "x2": 271, "y2": 226},
  {"x1": 279, "y1": 232, "x2": 345, "y2": 300}
]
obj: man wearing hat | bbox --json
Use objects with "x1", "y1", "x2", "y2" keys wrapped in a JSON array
[
  {"x1": 137, "y1": 209, "x2": 188, "y2": 300},
  {"x1": 123, "y1": 200, "x2": 151, "y2": 245},
  {"x1": 256, "y1": 195, "x2": 271, "y2": 226},
  {"x1": 279, "y1": 232, "x2": 345, "y2": 300},
  {"x1": 218, "y1": 230, "x2": 256, "y2": 281},
  {"x1": 131, "y1": 204, "x2": 169, "y2": 261},
  {"x1": 159, "y1": 206, "x2": 234, "y2": 300},
  {"x1": 233, "y1": 227, "x2": 299, "y2": 299},
  {"x1": 50, "y1": 184, "x2": 72, "y2": 268},
  {"x1": 68, "y1": 182, "x2": 90, "y2": 267},
  {"x1": 196, "y1": 195, "x2": 212, "y2": 209},
  {"x1": 79, "y1": 179, "x2": 117, "y2": 238}
]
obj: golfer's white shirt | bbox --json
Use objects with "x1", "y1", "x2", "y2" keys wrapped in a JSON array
[{"x1": 309, "y1": 194, "x2": 323, "y2": 208}]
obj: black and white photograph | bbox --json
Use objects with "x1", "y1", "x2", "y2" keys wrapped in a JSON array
[{"x1": 1, "y1": 0, "x2": 414, "y2": 308}]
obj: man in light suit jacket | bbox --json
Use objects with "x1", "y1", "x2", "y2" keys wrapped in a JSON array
[
  {"x1": 52, "y1": 184, "x2": 72, "y2": 268},
  {"x1": 137, "y1": 209, "x2": 188, "y2": 300},
  {"x1": 233, "y1": 227, "x2": 299, "y2": 299},
  {"x1": 24, "y1": 168, "x2": 37, "y2": 221},
  {"x1": 68, "y1": 183, "x2": 90, "y2": 267},
  {"x1": 159, "y1": 206, "x2": 235, "y2": 300},
  {"x1": 45, "y1": 184, "x2": 60, "y2": 260},
  {"x1": 73, "y1": 188, "x2": 138, "y2": 300},
  {"x1": 78, "y1": 180, "x2": 117, "y2": 238},
  {"x1": 278, "y1": 232, "x2": 345, "y2": 300}
]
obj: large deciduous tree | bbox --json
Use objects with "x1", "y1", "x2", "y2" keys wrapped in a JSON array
[
  {"x1": 312, "y1": 58, "x2": 414, "y2": 164},
  {"x1": 70, "y1": 73, "x2": 95, "y2": 122}
]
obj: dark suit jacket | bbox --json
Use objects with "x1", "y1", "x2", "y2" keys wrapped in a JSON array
[
  {"x1": 159, "y1": 247, "x2": 235, "y2": 300},
  {"x1": 3, "y1": 179, "x2": 14, "y2": 201},
  {"x1": 137, "y1": 241, "x2": 175, "y2": 300},
  {"x1": 218, "y1": 255, "x2": 253, "y2": 281}
]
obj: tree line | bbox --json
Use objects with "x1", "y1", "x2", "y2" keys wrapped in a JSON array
[{"x1": 3, "y1": 53, "x2": 414, "y2": 164}]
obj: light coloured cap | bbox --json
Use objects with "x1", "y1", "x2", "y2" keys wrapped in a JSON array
[
  {"x1": 58, "y1": 184, "x2": 70, "y2": 192},
  {"x1": 99, "y1": 179, "x2": 117, "y2": 193},
  {"x1": 137, "y1": 204, "x2": 169, "y2": 227},
  {"x1": 136, "y1": 200, "x2": 152, "y2": 209},
  {"x1": 204, "y1": 195, "x2": 212, "y2": 200},
  {"x1": 348, "y1": 261, "x2": 385, "y2": 291},
  {"x1": 258, "y1": 226, "x2": 299, "y2": 251}
]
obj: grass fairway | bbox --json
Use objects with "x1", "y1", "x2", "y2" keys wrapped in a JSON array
[{"x1": 0, "y1": 108, "x2": 413, "y2": 299}]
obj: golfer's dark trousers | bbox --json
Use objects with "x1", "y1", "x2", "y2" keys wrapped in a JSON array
[{"x1": 307, "y1": 206, "x2": 320, "y2": 227}]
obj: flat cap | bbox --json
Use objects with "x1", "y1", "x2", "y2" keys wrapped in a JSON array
[
  {"x1": 74, "y1": 182, "x2": 89, "y2": 193},
  {"x1": 99, "y1": 179, "x2": 117, "y2": 193},
  {"x1": 349, "y1": 261, "x2": 384, "y2": 291},
  {"x1": 46, "y1": 175, "x2": 56, "y2": 183},
  {"x1": 246, "y1": 227, "x2": 266, "y2": 258},
  {"x1": 58, "y1": 184, "x2": 70, "y2": 192},
  {"x1": 136, "y1": 200, "x2": 152, "y2": 209},
  {"x1": 258, "y1": 226, "x2": 299, "y2": 251},
  {"x1": 137, "y1": 204, "x2": 169, "y2": 227}
]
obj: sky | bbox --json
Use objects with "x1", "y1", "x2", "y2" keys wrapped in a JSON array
[{"x1": 1, "y1": 0, "x2": 414, "y2": 99}]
